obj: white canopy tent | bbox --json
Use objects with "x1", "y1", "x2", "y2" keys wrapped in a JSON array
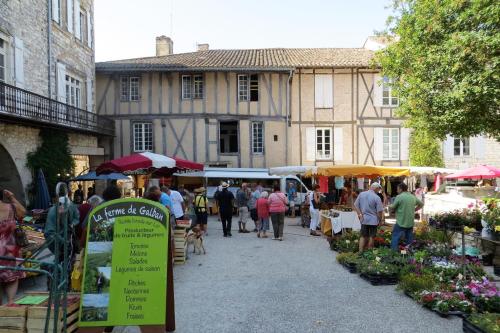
[{"x1": 268, "y1": 166, "x2": 317, "y2": 176}]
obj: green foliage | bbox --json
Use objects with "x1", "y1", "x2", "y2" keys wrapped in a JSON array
[
  {"x1": 26, "y1": 129, "x2": 74, "y2": 197},
  {"x1": 409, "y1": 129, "x2": 444, "y2": 167},
  {"x1": 398, "y1": 273, "x2": 437, "y2": 294},
  {"x1": 468, "y1": 313, "x2": 500, "y2": 333},
  {"x1": 336, "y1": 252, "x2": 358, "y2": 264},
  {"x1": 375, "y1": 0, "x2": 500, "y2": 139}
]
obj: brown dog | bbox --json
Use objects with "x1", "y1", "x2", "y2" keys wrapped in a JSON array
[{"x1": 186, "y1": 225, "x2": 206, "y2": 255}]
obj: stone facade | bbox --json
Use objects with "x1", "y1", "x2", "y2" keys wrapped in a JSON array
[
  {"x1": 443, "y1": 136, "x2": 500, "y2": 170},
  {"x1": 0, "y1": 0, "x2": 111, "y2": 204}
]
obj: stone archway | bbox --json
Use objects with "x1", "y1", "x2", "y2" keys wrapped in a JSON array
[{"x1": 0, "y1": 143, "x2": 25, "y2": 203}]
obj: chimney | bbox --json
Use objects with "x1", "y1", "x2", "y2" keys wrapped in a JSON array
[
  {"x1": 197, "y1": 43, "x2": 209, "y2": 51},
  {"x1": 156, "y1": 36, "x2": 173, "y2": 56}
]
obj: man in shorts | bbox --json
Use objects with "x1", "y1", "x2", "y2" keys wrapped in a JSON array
[{"x1": 354, "y1": 182, "x2": 384, "y2": 252}]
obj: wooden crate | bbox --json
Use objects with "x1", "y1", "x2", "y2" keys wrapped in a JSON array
[
  {"x1": 24, "y1": 293, "x2": 80, "y2": 333},
  {"x1": 0, "y1": 303, "x2": 27, "y2": 332}
]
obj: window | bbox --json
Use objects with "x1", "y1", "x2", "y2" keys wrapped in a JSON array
[
  {"x1": 0, "y1": 38, "x2": 6, "y2": 83},
  {"x1": 182, "y1": 75, "x2": 204, "y2": 99},
  {"x1": 383, "y1": 128, "x2": 399, "y2": 160},
  {"x1": 238, "y1": 74, "x2": 259, "y2": 101},
  {"x1": 316, "y1": 128, "x2": 332, "y2": 160},
  {"x1": 120, "y1": 77, "x2": 140, "y2": 101},
  {"x1": 382, "y1": 77, "x2": 398, "y2": 106},
  {"x1": 80, "y1": 11, "x2": 86, "y2": 43},
  {"x1": 52, "y1": 0, "x2": 61, "y2": 23},
  {"x1": 133, "y1": 123, "x2": 153, "y2": 152},
  {"x1": 454, "y1": 137, "x2": 470, "y2": 156},
  {"x1": 65, "y1": 74, "x2": 81, "y2": 107},
  {"x1": 314, "y1": 74, "x2": 333, "y2": 108},
  {"x1": 251, "y1": 122, "x2": 263, "y2": 154},
  {"x1": 219, "y1": 121, "x2": 238, "y2": 154}
]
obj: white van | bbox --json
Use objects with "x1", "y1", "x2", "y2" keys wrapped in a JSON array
[{"x1": 175, "y1": 167, "x2": 309, "y2": 206}]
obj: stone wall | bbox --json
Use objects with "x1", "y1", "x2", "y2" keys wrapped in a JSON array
[{"x1": 445, "y1": 137, "x2": 500, "y2": 169}]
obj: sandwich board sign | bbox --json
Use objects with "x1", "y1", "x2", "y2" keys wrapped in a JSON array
[{"x1": 79, "y1": 198, "x2": 169, "y2": 327}]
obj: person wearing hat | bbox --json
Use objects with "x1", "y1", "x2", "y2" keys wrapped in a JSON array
[
  {"x1": 216, "y1": 182, "x2": 235, "y2": 237},
  {"x1": 353, "y1": 182, "x2": 384, "y2": 252},
  {"x1": 194, "y1": 187, "x2": 209, "y2": 234}
]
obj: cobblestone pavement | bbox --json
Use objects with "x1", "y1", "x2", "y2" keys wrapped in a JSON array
[{"x1": 114, "y1": 215, "x2": 461, "y2": 333}]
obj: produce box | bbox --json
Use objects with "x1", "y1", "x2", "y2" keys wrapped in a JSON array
[{"x1": 0, "y1": 306, "x2": 27, "y2": 332}]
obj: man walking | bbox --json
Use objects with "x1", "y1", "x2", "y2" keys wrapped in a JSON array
[
  {"x1": 390, "y1": 183, "x2": 424, "y2": 250},
  {"x1": 287, "y1": 182, "x2": 297, "y2": 218},
  {"x1": 354, "y1": 182, "x2": 384, "y2": 252},
  {"x1": 216, "y1": 182, "x2": 234, "y2": 237},
  {"x1": 163, "y1": 186, "x2": 185, "y2": 221},
  {"x1": 236, "y1": 183, "x2": 250, "y2": 233}
]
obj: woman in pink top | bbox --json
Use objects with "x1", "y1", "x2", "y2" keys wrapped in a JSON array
[
  {"x1": 256, "y1": 191, "x2": 270, "y2": 238},
  {"x1": 268, "y1": 185, "x2": 288, "y2": 241}
]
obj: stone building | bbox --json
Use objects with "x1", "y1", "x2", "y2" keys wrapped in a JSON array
[
  {"x1": 442, "y1": 136, "x2": 500, "y2": 170},
  {"x1": 96, "y1": 37, "x2": 408, "y2": 169},
  {"x1": 0, "y1": 0, "x2": 114, "y2": 203}
]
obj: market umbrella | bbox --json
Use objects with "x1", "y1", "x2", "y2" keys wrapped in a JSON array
[
  {"x1": 71, "y1": 171, "x2": 130, "y2": 181},
  {"x1": 305, "y1": 164, "x2": 410, "y2": 178},
  {"x1": 33, "y1": 169, "x2": 51, "y2": 210},
  {"x1": 444, "y1": 164, "x2": 500, "y2": 180},
  {"x1": 96, "y1": 152, "x2": 177, "y2": 175}
]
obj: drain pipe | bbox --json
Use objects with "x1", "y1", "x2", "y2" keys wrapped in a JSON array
[
  {"x1": 285, "y1": 69, "x2": 294, "y2": 165},
  {"x1": 46, "y1": 0, "x2": 52, "y2": 98}
]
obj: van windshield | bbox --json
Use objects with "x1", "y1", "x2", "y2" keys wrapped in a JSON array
[{"x1": 286, "y1": 178, "x2": 308, "y2": 193}]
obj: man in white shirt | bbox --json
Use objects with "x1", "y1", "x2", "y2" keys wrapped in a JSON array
[{"x1": 165, "y1": 186, "x2": 185, "y2": 220}]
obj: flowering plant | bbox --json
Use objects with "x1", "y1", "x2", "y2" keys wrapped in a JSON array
[
  {"x1": 463, "y1": 277, "x2": 500, "y2": 313},
  {"x1": 468, "y1": 313, "x2": 500, "y2": 333},
  {"x1": 432, "y1": 209, "x2": 480, "y2": 229},
  {"x1": 357, "y1": 259, "x2": 400, "y2": 276},
  {"x1": 419, "y1": 291, "x2": 473, "y2": 314}
]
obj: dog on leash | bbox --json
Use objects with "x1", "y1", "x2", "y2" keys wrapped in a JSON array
[{"x1": 186, "y1": 225, "x2": 206, "y2": 255}]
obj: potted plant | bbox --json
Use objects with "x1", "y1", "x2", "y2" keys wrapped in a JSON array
[
  {"x1": 419, "y1": 291, "x2": 473, "y2": 316},
  {"x1": 397, "y1": 273, "x2": 437, "y2": 298},
  {"x1": 463, "y1": 313, "x2": 500, "y2": 333}
]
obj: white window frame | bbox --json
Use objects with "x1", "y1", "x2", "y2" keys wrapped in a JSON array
[
  {"x1": 316, "y1": 127, "x2": 332, "y2": 160},
  {"x1": 120, "y1": 77, "x2": 140, "y2": 102},
  {"x1": 382, "y1": 77, "x2": 399, "y2": 106},
  {"x1": 382, "y1": 128, "x2": 400, "y2": 160},
  {"x1": 0, "y1": 37, "x2": 8, "y2": 83},
  {"x1": 65, "y1": 74, "x2": 81, "y2": 108},
  {"x1": 133, "y1": 122, "x2": 153, "y2": 152},
  {"x1": 52, "y1": 0, "x2": 61, "y2": 23},
  {"x1": 182, "y1": 75, "x2": 203, "y2": 99},
  {"x1": 79, "y1": 10, "x2": 86, "y2": 43},
  {"x1": 238, "y1": 75, "x2": 249, "y2": 101},
  {"x1": 129, "y1": 77, "x2": 140, "y2": 101},
  {"x1": 453, "y1": 137, "x2": 470, "y2": 157},
  {"x1": 251, "y1": 122, "x2": 264, "y2": 154}
]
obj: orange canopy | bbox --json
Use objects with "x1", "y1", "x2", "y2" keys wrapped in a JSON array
[{"x1": 304, "y1": 164, "x2": 410, "y2": 178}]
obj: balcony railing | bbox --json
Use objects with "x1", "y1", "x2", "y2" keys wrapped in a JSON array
[{"x1": 0, "y1": 81, "x2": 115, "y2": 136}]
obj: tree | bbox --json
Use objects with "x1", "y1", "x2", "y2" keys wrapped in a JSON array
[
  {"x1": 26, "y1": 129, "x2": 74, "y2": 197},
  {"x1": 409, "y1": 129, "x2": 445, "y2": 167},
  {"x1": 376, "y1": 0, "x2": 500, "y2": 140}
]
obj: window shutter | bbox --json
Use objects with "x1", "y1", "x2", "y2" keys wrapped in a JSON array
[
  {"x1": 87, "y1": 10, "x2": 92, "y2": 48},
  {"x1": 306, "y1": 127, "x2": 316, "y2": 161},
  {"x1": 67, "y1": 0, "x2": 73, "y2": 33},
  {"x1": 14, "y1": 37, "x2": 24, "y2": 89},
  {"x1": 74, "y1": 0, "x2": 81, "y2": 40},
  {"x1": 474, "y1": 136, "x2": 485, "y2": 159},
  {"x1": 443, "y1": 135, "x2": 454, "y2": 159},
  {"x1": 52, "y1": 0, "x2": 60, "y2": 23},
  {"x1": 86, "y1": 77, "x2": 92, "y2": 112},
  {"x1": 314, "y1": 75, "x2": 324, "y2": 108},
  {"x1": 373, "y1": 128, "x2": 384, "y2": 161},
  {"x1": 334, "y1": 127, "x2": 343, "y2": 161},
  {"x1": 373, "y1": 74, "x2": 383, "y2": 107},
  {"x1": 400, "y1": 128, "x2": 410, "y2": 161},
  {"x1": 323, "y1": 75, "x2": 333, "y2": 108},
  {"x1": 56, "y1": 62, "x2": 66, "y2": 102}
]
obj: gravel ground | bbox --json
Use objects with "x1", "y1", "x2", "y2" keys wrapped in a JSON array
[{"x1": 162, "y1": 216, "x2": 461, "y2": 333}]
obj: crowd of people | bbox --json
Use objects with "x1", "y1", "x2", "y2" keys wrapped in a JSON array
[{"x1": 0, "y1": 174, "x2": 425, "y2": 305}]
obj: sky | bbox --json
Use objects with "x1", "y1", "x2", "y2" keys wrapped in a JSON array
[{"x1": 94, "y1": 0, "x2": 392, "y2": 62}]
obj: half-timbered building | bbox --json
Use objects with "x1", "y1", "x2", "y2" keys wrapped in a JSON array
[{"x1": 95, "y1": 36, "x2": 409, "y2": 168}]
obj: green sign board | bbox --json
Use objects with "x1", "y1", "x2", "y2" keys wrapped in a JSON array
[{"x1": 79, "y1": 198, "x2": 169, "y2": 327}]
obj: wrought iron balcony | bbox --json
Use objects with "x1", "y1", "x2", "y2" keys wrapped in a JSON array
[{"x1": 0, "y1": 81, "x2": 115, "y2": 136}]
